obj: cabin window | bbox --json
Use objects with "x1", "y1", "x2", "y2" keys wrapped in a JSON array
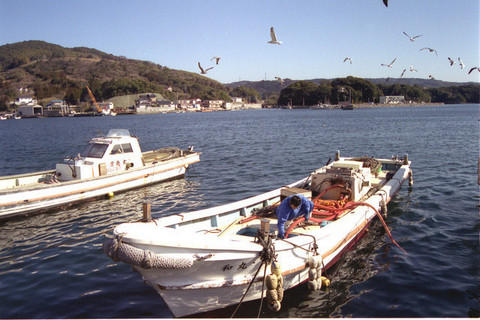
[
  {"x1": 121, "y1": 143, "x2": 133, "y2": 153},
  {"x1": 81, "y1": 143, "x2": 109, "y2": 158},
  {"x1": 110, "y1": 144, "x2": 123, "y2": 155}
]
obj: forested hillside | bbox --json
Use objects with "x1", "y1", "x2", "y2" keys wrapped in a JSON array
[
  {"x1": 0, "y1": 40, "x2": 231, "y2": 110},
  {"x1": 1, "y1": 41, "x2": 478, "y2": 111}
]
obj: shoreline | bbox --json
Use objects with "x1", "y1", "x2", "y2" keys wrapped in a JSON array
[{"x1": 352, "y1": 102, "x2": 445, "y2": 108}]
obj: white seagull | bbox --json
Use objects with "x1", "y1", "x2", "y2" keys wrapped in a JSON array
[
  {"x1": 429, "y1": 75, "x2": 436, "y2": 80},
  {"x1": 198, "y1": 62, "x2": 213, "y2": 74},
  {"x1": 381, "y1": 57, "x2": 397, "y2": 68},
  {"x1": 275, "y1": 77, "x2": 285, "y2": 84},
  {"x1": 468, "y1": 67, "x2": 480, "y2": 74},
  {"x1": 343, "y1": 57, "x2": 352, "y2": 64},
  {"x1": 403, "y1": 32, "x2": 422, "y2": 42},
  {"x1": 448, "y1": 57, "x2": 455, "y2": 66},
  {"x1": 409, "y1": 65, "x2": 418, "y2": 72},
  {"x1": 383, "y1": 0, "x2": 388, "y2": 7},
  {"x1": 268, "y1": 27, "x2": 282, "y2": 45},
  {"x1": 458, "y1": 58, "x2": 465, "y2": 69},
  {"x1": 420, "y1": 47, "x2": 438, "y2": 57},
  {"x1": 210, "y1": 56, "x2": 221, "y2": 65}
]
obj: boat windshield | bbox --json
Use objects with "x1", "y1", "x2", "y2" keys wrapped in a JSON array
[
  {"x1": 107, "y1": 129, "x2": 130, "y2": 137},
  {"x1": 81, "y1": 143, "x2": 109, "y2": 158}
]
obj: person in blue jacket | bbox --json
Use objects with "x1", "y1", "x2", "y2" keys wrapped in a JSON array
[{"x1": 276, "y1": 194, "x2": 314, "y2": 239}]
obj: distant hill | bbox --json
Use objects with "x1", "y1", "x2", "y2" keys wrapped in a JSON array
[
  {"x1": 0, "y1": 41, "x2": 478, "y2": 110},
  {"x1": 0, "y1": 40, "x2": 230, "y2": 108},
  {"x1": 225, "y1": 77, "x2": 478, "y2": 96}
]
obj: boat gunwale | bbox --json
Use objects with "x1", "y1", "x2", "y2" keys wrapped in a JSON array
[
  {"x1": 0, "y1": 152, "x2": 200, "y2": 195},
  {"x1": 145, "y1": 157, "x2": 408, "y2": 229}
]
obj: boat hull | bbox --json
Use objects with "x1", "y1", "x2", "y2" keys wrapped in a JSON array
[
  {"x1": 104, "y1": 156, "x2": 411, "y2": 317},
  {"x1": 0, "y1": 153, "x2": 200, "y2": 219}
]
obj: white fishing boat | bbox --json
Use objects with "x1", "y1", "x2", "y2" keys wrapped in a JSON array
[
  {"x1": 0, "y1": 129, "x2": 200, "y2": 220},
  {"x1": 103, "y1": 152, "x2": 412, "y2": 317}
]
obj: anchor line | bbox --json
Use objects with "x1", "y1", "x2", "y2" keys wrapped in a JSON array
[
  {"x1": 230, "y1": 257, "x2": 264, "y2": 318},
  {"x1": 257, "y1": 262, "x2": 268, "y2": 318},
  {"x1": 231, "y1": 231, "x2": 276, "y2": 318}
]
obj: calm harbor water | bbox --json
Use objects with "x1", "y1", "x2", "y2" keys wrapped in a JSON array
[{"x1": 0, "y1": 104, "x2": 478, "y2": 318}]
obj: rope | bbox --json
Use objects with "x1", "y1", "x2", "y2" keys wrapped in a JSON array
[
  {"x1": 230, "y1": 257, "x2": 263, "y2": 318},
  {"x1": 231, "y1": 230, "x2": 276, "y2": 318},
  {"x1": 257, "y1": 262, "x2": 268, "y2": 318}
]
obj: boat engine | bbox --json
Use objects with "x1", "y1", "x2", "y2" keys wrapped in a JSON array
[{"x1": 310, "y1": 160, "x2": 372, "y2": 201}]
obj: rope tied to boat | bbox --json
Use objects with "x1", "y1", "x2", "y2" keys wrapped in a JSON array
[
  {"x1": 231, "y1": 230, "x2": 278, "y2": 318},
  {"x1": 102, "y1": 236, "x2": 212, "y2": 269}
]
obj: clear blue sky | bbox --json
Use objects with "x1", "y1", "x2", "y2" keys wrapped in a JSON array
[{"x1": 1, "y1": 0, "x2": 478, "y2": 84}]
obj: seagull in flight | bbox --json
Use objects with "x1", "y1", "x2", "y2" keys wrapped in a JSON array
[
  {"x1": 420, "y1": 47, "x2": 438, "y2": 57},
  {"x1": 381, "y1": 57, "x2": 397, "y2": 68},
  {"x1": 448, "y1": 57, "x2": 455, "y2": 66},
  {"x1": 210, "y1": 56, "x2": 221, "y2": 65},
  {"x1": 409, "y1": 65, "x2": 418, "y2": 72},
  {"x1": 343, "y1": 57, "x2": 352, "y2": 64},
  {"x1": 403, "y1": 32, "x2": 422, "y2": 42},
  {"x1": 429, "y1": 75, "x2": 436, "y2": 80},
  {"x1": 198, "y1": 62, "x2": 213, "y2": 74},
  {"x1": 400, "y1": 69, "x2": 406, "y2": 77},
  {"x1": 458, "y1": 58, "x2": 465, "y2": 69},
  {"x1": 468, "y1": 67, "x2": 480, "y2": 74},
  {"x1": 383, "y1": 0, "x2": 388, "y2": 7},
  {"x1": 268, "y1": 27, "x2": 282, "y2": 45},
  {"x1": 275, "y1": 77, "x2": 285, "y2": 84}
]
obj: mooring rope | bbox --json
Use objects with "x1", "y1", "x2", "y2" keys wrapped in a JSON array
[{"x1": 231, "y1": 230, "x2": 276, "y2": 318}]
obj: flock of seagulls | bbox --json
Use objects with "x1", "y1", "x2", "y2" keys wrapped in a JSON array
[
  {"x1": 377, "y1": 29, "x2": 478, "y2": 79},
  {"x1": 195, "y1": 2, "x2": 477, "y2": 84}
]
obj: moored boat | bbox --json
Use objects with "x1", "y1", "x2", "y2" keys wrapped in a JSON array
[
  {"x1": 103, "y1": 151, "x2": 412, "y2": 317},
  {"x1": 0, "y1": 129, "x2": 200, "y2": 220}
]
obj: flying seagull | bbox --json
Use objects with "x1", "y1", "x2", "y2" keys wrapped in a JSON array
[
  {"x1": 400, "y1": 69, "x2": 406, "y2": 77},
  {"x1": 468, "y1": 67, "x2": 480, "y2": 74},
  {"x1": 458, "y1": 58, "x2": 465, "y2": 69},
  {"x1": 210, "y1": 56, "x2": 221, "y2": 65},
  {"x1": 383, "y1": 0, "x2": 388, "y2": 7},
  {"x1": 420, "y1": 47, "x2": 438, "y2": 57},
  {"x1": 343, "y1": 57, "x2": 352, "y2": 64},
  {"x1": 409, "y1": 65, "x2": 418, "y2": 72},
  {"x1": 381, "y1": 57, "x2": 397, "y2": 68},
  {"x1": 268, "y1": 27, "x2": 282, "y2": 45},
  {"x1": 198, "y1": 62, "x2": 213, "y2": 74},
  {"x1": 448, "y1": 57, "x2": 455, "y2": 66},
  {"x1": 275, "y1": 77, "x2": 285, "y2": 84},
  {"x1": 429, "y1": 75, "x2": 436, "y2": 80},
  {"x1": 403, "y1": 32, "x2": 422, "y2": 42}
]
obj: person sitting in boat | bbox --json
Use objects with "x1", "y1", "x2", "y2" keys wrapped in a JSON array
[{"x1": 276, "y1": 194, "x2": 314, "y2": 239}]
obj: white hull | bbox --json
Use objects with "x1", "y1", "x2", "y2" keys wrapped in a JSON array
[
  {"x1": 0, "y1": 153, "x2": 200, "y2": 219},
  {"x1": 104, "y1": 154, "x2": 412, "y2": 317}
]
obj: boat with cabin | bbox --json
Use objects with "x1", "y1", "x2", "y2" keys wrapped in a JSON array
[
  {"x1": 103, "y1": 151, "x2": 412, "y2": 317},
  {"x1": 0, "y1": 129, "x2": 200, "y2": 220}
]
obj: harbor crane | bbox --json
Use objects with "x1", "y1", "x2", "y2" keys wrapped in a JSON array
[{"x1": 85, "y1": 86, "x2": 116, "y2": 116}]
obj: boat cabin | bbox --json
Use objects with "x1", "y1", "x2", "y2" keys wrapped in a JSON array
[{"x1": 55, "y1": 129, "x2": 144, "y2": 181}]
